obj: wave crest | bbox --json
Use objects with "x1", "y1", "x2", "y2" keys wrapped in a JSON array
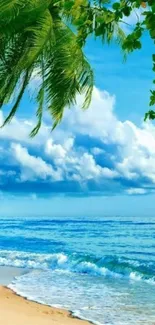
[{"x1": 0, "y1": 250, "x2": 154, "y2": 285}]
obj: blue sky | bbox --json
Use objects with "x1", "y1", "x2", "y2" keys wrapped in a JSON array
[
  {"x1": 85, "y1": 33, "x2": 154, "y2": 123},
  {"x1": 0, "y1": 20, "x2": 155, "y2": 217}
]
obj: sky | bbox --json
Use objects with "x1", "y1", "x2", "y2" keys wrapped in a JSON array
[{"x1": 1, "y1": 14, "x2": 155, "y2": 217}]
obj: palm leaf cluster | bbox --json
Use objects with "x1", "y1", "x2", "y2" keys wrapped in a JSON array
[{"x1": 0, "y1": 0, "x2": 94, "y2": 135}]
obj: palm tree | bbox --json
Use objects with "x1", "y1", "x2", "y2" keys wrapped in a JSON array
[{"x1": 0, "y1": 0, "x2": 94, "y2": 135}]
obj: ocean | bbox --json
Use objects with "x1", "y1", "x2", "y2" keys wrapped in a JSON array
[{"x1": 0, "y1": 215, "x2": 154, "y2": 325}]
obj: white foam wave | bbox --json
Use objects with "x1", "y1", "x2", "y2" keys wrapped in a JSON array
[
  {"x1": 129, "y1": 272, "x2": 142, "y2": 281},
  {"x1": 7, "y1": 266, "x2": 155, "y2": 325},
  {"x1": 0, "y1": 250, "x2": 154, "y2": 285},
  {"x1": 0, "y1": 250, "x2": 68, "y2": 270},
  {"x1": 76, "y1": 262, "x2": 121, "y2": 279},
  {"x1": 129, "y1": 272, "x2": 155, "y2": 285},
  {"x1": 8, "y1": 282, "x2": 105, "y2": 325}
]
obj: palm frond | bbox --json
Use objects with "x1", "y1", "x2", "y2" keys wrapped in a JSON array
[
  {"x1": 0, "y1": 9, "x2": 53, "y2": 120},
  {"x1": 0, "y1": 0, "x2": 24, "y2": 21},
  {"x1": 30, "y1": 86, "x2": 44, "y2": 137},
  {"x1": 1, "y1": 69, "x2": 32, "y2": 126},
  {"x1": 30, "y1": 56, "x2": 45, "y2": 137},
  {"x1": 16, "y1": 9, "x2": 54, "y2": 70},
  {"x1": 0, "y1": 34, "x2": 28, "y2": 106},
  {"x1": 114, "y1": 23, "x2": 126, "y2": 46},
  {"x1": 44, "y1": 19, "x2": 94, "y2": 129},
  {"x1": 0, "y1": 0, "x2": 52, "y2": 35}
]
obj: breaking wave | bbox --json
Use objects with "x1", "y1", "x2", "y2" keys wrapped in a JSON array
[{"x1": 0, "y1": 250, "x2": 154, "y2": 285}]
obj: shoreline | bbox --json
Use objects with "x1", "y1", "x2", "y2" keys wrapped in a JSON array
[
  {"x1": 0, "y1": 285, "x2": 91, "y2": 325},
  {"x1": 0, "y1": 266, "x2": 26, "y2": 285}
]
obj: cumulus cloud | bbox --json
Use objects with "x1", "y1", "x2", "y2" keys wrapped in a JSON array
[
  {"x1": 0, "y1": 86, "x2": 155, "y2": 195},
  {"x1": 60, "y1": 87, "x2": 155, "y2": 188},
  {"x1": 0, "y1": 112, "x2": 50, "y2": 146},
  {"x1": 11, "y1": 143, "x2": 62, "y2": 182},
  {"x1": 61, "y1": 88, "x2": 117, "y2": 142},
  {"x1": 45, "y1": 137, "x2": 74, "y2": 163},
  {"x1": 45, "y1": 137, "x2": 116, "y2": 182},
  {"x1": 71, "y1": 152, "x2": 117, "y2": 182}
]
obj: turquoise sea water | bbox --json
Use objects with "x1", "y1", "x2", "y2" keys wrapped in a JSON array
[{"x1": 0, "y1": 215, "x2": 154, "y2": 325}]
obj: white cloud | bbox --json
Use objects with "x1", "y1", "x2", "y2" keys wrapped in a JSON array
[
  {"x1": 0, "y1": 112, "x2": 50, "y2": 147},
  {"x1": 115, "y1": 121, "x2": 155, "y2": 182},
  {"x1": 45, "y1": 136, "x2": 117, "y2": 182},
  {"x1": 45, "y1": 137, "x2": 74, "y2": 164},
  {"x1": 71, "y1": 152, "x2": 117, "y2": 181},
  {"x1": 10, "y1": 140, "x2": 116, "y2": 184},
  {"x1": 11, "y1": 143, "x2": 62, "y2": 182},
  {"x1": 61, "y1": 87, "x2": 117, "y2": 142},
  {"x1": 60, "y1": 87, "x2": 155, "y2": 186},
  {"x1": 126, "y1": 188, "x2": 147, "y2": 195}
]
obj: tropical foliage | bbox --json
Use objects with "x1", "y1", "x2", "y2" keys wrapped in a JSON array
[
  {"x1": 0, "y1": 0, "x2": 94, "y2": 135},
  {"x1": 62, "y1": 0, "x2": 155, "y2": 122},
  {"x1": 0, "y1": 0, "x2": 155, "y2": 134}
]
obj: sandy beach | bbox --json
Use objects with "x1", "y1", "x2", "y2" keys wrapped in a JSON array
[{"x1": 0, "y1": 286, "x2": 90, "y2": 325}]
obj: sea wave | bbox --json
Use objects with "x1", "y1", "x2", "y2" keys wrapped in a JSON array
[{"x1": 0, "y1": 250, "x2": 154, "y2": 285}]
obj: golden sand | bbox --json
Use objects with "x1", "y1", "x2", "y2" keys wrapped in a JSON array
[{"x1": 0, "y1": 286, "x2": 90, "y2": 325}]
